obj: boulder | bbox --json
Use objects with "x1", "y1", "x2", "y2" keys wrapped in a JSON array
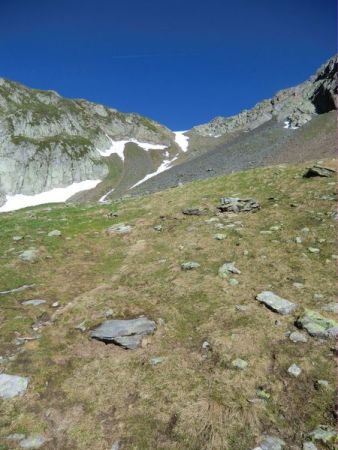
[
  {"x1": 253, "y1": 435, "x2": 286, "y2": 450},
  {"x1": 308, "y1": 425, "x2": 336, "y2": 444},
  {"x1": 218, "y1": 262, "x2": 241, "y2": 277},
  {"x1": 20, "y1": 435, "x2": 46, "y2": 449},
  {"x1": 91, "y1": 317, "x2": 156, "y2": 349},
  {"x1": 217, "y1": 197, "x2": 260, "y2": 213},
  {"x1": 296, "y1": 310, "x2": 337, "y2": 338},
  {"x1": 107, "y1": 223, "x2": 131, "y2": 234},
  {"x1": 256, "y1": 291, "x2": 297, "y2": 315},
  {"x1": 303, "y1": 166, "x2": 335, "y2": 178},
  {"x1": 181, "y1": 261, "x2": 200, "y2": 270},
  {"x1": 47, "y1": 229, "x2": 62, "y2": 237},
  {"x1": 19, "y1": 248, "x2": 38, "y2": 262}
]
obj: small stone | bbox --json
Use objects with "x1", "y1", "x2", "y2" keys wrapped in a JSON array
[
  {"x1": 256, "y1": 435, "x2": 285, "y2": 450},
  {"x1": 0, "y1": 374, "x2": 29, "y2": 399},
  {"x1": 52, "y1": 302, "x2": 59, "y2": 308},
  {"x1": 260, "y1": 230, "x2": 273, "y2": 235},
  {"x1": 202, "y1": 341, "x2": 210, "y2": 350},
  {"x1": 13, "y1": 236, "x2": 24, "y2": 241},
  {"x1": 19, "y1": 249, "x2": 38, "y2": 262},
  {"x1": 153, "y1": 225, "x2": 162, "y2": 231},
  {"x1": 111, "y1": 441, "x2": 121, "y2": 450},
  {"x1": 293, "y1": 282, "x2": 304, "y2": 289},
  {"x1": 270, "y1": 226, "x2": 280, "y2": 231},
  {"x1": 214, "y1": 233, "x2": 226, "y2": 240},
  {"x1": 303, "y1": 443, "x2": 318, "y2": 450},
  {"x1": 313, "y1": 294, "x2": 324, "y2": 301},
  {"x1": 229, "y1": 278, "x2": 239, "y2": 286},
  {"x1": 48, "y1": 229, "x2": 62, "y2": 237},
  {"x1": 181, "y1": 261, "x2": 200, "y2": 270},
  {"x1": 289, "y1": 331, "x2": 308, "y2": 343},
  {"x1": 215, "y1": 223, "x2": 225, "y2": 229},
  {"x1": 309, "y1": 425, "x2": 336, "y2": 444},
  {"x1": 6, "y1": 433, "x2": 26, "y2": 441},
  {"x1": 301, "y1": 227, "x2": 310, "y2": 234},
  {"x1": 288, "y1": 363, "x2": 302, "y2": 377},
  {"x1": 149, "y1": 357, "x2": 165, "y2": 366},
  {"x1": 256, "y1": 291, "x2": 297, "y2": 315},
  {"x1": 218, "y1": 262, "x2": 241, "y2": 278},
  {"x1": 105, "y1": 309, "x2": 114, "y2": 318},
  {"x1": 107, "y1": 223, "x2": 131, "y2": 234},
  {"x1": 20, "y1": 435, "x2": 46, "y2": 449},
  {"x1": 243, "y1": 250, "x2": 249, "y2": 256},
  {"x1": 217, "y1": 197, "x2": 260, "y2": 213},
  {"x1": 235, "y1": 304, "x2": 248, "y2": 312},
  {"x1": 314, "y1": 379, "x2": 329, "y2": 390},
  {"x1": 22, "y1": 299, "x2": 46, "y2": 306},
  {"x1": 295, "y1": 237, "x2": 302, "y2": 244},
  {"x1": 321, "y1": 303, "x2": 338, "y2": 314},
  {"x1": 182, "y1": 207, "x2": 207, "y2": 216},
  {"x1": 308, "y1": 247, "x2": 320, "y2": 253},
  {"x1": 231, "y1": 358, "x2": 248, "y2": 370},
  {"x1": 75, "y1": 321, "x2": 86, "y2": 332}
]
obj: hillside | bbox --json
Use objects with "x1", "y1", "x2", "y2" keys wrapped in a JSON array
[
  {"x1": 0, "y1": 55, "x2": 336, "y2": 211},
  {"x1": 0, "y1": 158, "x2": 336, "y2": 449}
]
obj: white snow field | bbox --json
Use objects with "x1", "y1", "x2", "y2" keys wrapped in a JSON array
[
  {"x1": 0, "y1": 179, "x2": 102, "y2": 213},
  {"x1": 174, "y1": 131, "x2": 189, "y2": 152},
  {"x1": 97, "y1": 135, "x2": 168, "y2": 161}
]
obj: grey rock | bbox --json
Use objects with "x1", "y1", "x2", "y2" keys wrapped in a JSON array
[
  {"x1": 321, "y1": 302, "x2": 338, "y2": 313},
  {"x1": 13, "y1": 235, "x2": 24, "y2": 241},
  {"x1": 217, "y1": 197, "x2": 260, "y2": 213},
  {"x1": 231, "y1": 358, "x2": 248, "y2": 369},
  {"x1": 255, "y1": 435, "x2": 286, "y2": 450},
  {"x1": 47, "y1": 229, "x2": 61, "y2": 237},
  {"x1": 0, "y1": 284, "x2": 35, "y2": 295},
  {"x1": 303, "y1": 166, "x2": 335, "y2": 178},
  {"x1": 19, "y1": 248, "x2": 38, "y2": 262},
  {"x1": 182, "y1": 207, "x2": 207, "y2": 216},
  {"x1": 288, "y1": 363, "x2": 302, "y2": 377},
  {"x1": 213, "y1": 233, "x2": 226, "y2": 240},
  {"x1": 6, "y1": 433, "x2": 26, "y2": 441},
  {"x1": 308, "y1": 425, "x2": 336, "y2": 443},
  {"x1": 111, "y1": 441, "x2": 121, "y2": 450},
  {"x1": 153, "y1": 225, "x2": 163, "y2": 231},
  {"x1": 22, "y1": 299, "x2": 46, "y2": 306},
  {"x1": 75, "y1": 321, "x2": 87, "y2": 332},
  {"x1": 293, "y1": 282, "x2": 304, "y2": 289},
  {"x1": 20, "y1": 435, "x2": 46, "y2": 449},
  {"x1": 218, "y1": 262, "x2": 241, "y2": 278},
  {"x1": 303, "y1": 443, "x2": 318, "y2": 450},
  {"x1": 181, "y1": 261, "x2": 200, "y2": 270},
  {"x1": 308, "y1": 247, "x2": 320, "y2": 253},
  {"x1": 296, "y1": 310, "x2": 337, "y2": 338},
  {"x1": 229, "y1": 278, "x2": 239, "y2": 286},
  {"x1": 314, "y1": 379, "x2": 329, "y2": 390},
  {"x1": 289, "y1": 331, "x2": 308, "y2": 343},
  {"x1": 107, "y1": 223, "x2": 131, "y2": 234},
  {"x1": 149, "y1": 357, "x2": 165, "y2": 366},
  {"x1": 256, "y1": 388, "x2": 271, "y2": 400},
  {"x1": 91, "y1": 317, "x2": 156, "y2": 349},
  {"x1": 0, "y1": 373, "x2": 29, "y2": 399},
  {"x1": 256, "y1": 291, "x2": 297, "y2": 315}
]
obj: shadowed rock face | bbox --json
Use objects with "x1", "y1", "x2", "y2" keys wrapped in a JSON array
[{"x1": 90, "y1": 318, "x2": 156, "y2": 349}]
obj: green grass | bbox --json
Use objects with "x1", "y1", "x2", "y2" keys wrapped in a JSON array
[{"x1": 0, "y1": 158, "x2": 336, "y2": 449}]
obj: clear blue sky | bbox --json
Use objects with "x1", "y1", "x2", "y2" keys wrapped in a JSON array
[{"x1": 0, "y1": 0, "x2": 336, "y2": 130}]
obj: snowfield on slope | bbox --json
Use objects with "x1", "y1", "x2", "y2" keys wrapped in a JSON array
[
  {"x1": 0, "y1": 180, "x2": 102, "y2": 213},
  {"x1": 174, "y1": 131, "x2": 189, "y2": 152},
  {"x1": 97, "y1": 136, "x2": 168, "y2": 161}
]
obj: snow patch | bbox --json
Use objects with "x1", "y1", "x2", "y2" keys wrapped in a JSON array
[
  {"x1": 283, "y1": 120, "x2": 299, "y2": 130},
  {"x1": 0, "y1": 180, "x2": 101, "y2": 213},
  {"x1": 99, "y1": 188, "x2": 115, "y2": 203},
  {"x1": 174, "y1": 131, "x2": 189, "y2": 152},
  {"x1": 97, "y1": 135, "x2": 168, "y2": 161},
  {"x1": 130, "y1": 156, "x2": 178, "y2": 190}
]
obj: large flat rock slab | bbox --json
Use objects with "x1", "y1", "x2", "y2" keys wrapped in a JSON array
[
  {"x1": 256, "y1": 291, "x2": 297, "y2": 315},
  {"x1": 90, "y1": 317, "x2": 156, "y2": 349},
  {"x1": 0, "y1": 374, "x2": 29, "y2": 399}
]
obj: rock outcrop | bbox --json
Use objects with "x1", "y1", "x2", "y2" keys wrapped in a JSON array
[
  {"x1": 0, "y1": 78, "x2": 176, "y2": 202},
  {"x1": 192, "y1": 55, "x2": 337, "y2": 137}
]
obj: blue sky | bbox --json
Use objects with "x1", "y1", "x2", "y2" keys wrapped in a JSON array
[{"x1": 0, "y1": 0, "x2": 336, "y2": 129}]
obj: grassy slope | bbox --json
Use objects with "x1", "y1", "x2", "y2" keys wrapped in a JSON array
[{"x1": 0, "y1": 158, "x2": 336, "y2": 450}]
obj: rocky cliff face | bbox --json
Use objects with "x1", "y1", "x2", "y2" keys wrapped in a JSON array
[
  {"x1": 0, "y1": 78, "x2": 175, "y2": 206},
  {"x1": 192, "y1": 55, "x2": 337, "y2": 137}
]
